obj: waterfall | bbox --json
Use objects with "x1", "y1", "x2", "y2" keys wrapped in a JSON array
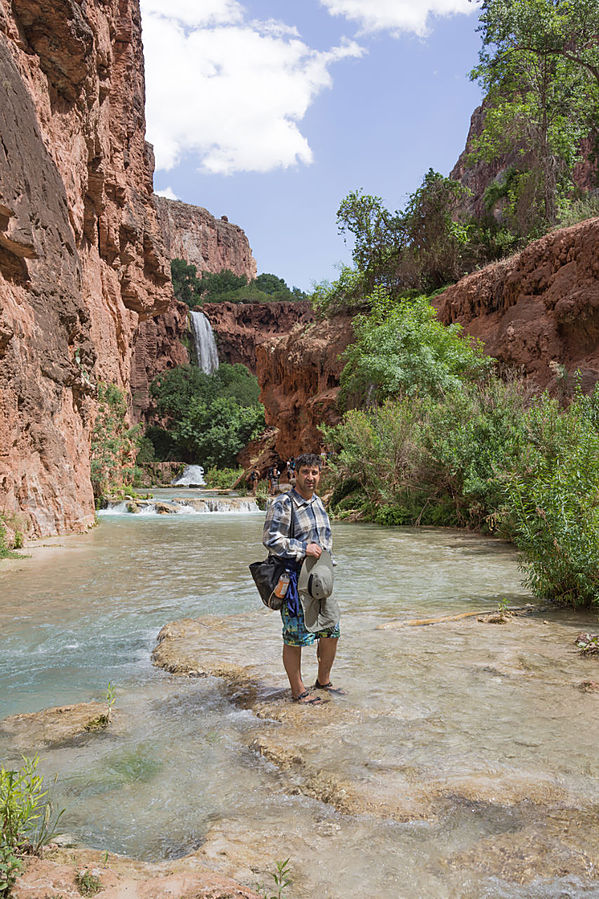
[
  {"x1": 172, "y1": 464, "x2": 206, "y2": 487},
  {"x1": 190, "y1": 311, "x2": 219, "y2": 374}
]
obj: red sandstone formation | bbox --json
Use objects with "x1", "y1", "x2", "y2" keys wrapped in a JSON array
[
  {"x1": 130, "y1": 299, "x2": 189, "y2": 421},
  {"x1": 434, "y1": 218, "x2": 599, "y2": 390},
  {"x1": 154, "y1": 195, "x2": 257, "y2": 281},
  {"x1": 256, "y1": 315, "x2": 354, "y2": 459},
  {"x1": 0, "y1": 0, "x2": 172, "y2": 537},
  {"x1": 204, "y1": 300, "x2": 313, "y2": 372}
]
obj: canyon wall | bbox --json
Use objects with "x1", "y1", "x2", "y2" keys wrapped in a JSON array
[
  {"x1": 0, "y1": 0, "x2": 172, "y2": 537},
  {"x1": 434, "y1": 217, "x2": 599, "y2": 391},
  {"x1": 256, "y1": 315, "x2": 354, "y2": 459},
  {"x1": 154, "y1": 196, "x2": 257, "y2": 281}
]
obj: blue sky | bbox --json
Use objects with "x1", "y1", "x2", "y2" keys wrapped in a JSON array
[{"x1": 141, "y1": 0, "x2": 484, "y2": 291}]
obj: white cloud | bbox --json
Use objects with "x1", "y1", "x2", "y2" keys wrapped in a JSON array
[
  {"x1": 141, "y1": 1, "x2": 364, "y2": 175},
  {"x1": 154, "y1": 186, "x2": 179, "y2": 200},
  {"x1": 320, "y1": 0, "x2": 478, "y2": 36}
]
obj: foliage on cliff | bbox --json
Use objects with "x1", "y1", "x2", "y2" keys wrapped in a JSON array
[
  {"x1": 171, "y1": 259, "x2": 305, "y2": 306},
  {"x1": 470, "y1": 0, "x2": 599, "y2": 236},
  {"x1": 90, "y1": 384, "x2": 138, "y2": 502},
  {"x1": 324, "y1": 290, "x2": 599, "y2": 607},
  {"x1": 312, "y1": 172, "x2": 514, "y2": 315},
  {"x1": 146, "y1": 363, "x2": 264, "y2": 467}
]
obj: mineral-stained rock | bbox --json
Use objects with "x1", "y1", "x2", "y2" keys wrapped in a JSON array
[
  {"x1": 13, "y1": 848, "x2": 260, "y2": 899},
  {"x1": 434, "y1": 218, "x2": 599, "y2": 391},
  {"x1": 0, "y1": 702, "x2": 118, "y2": 750},
  {"x1": 0, "y1": 0, "x2": 172, "y2": 537},
  {"x1": 452, "y1": 100, "x2": 598, "y2": 220},
  {"x1": 204, "y1": 300, "x2": 313, "y2": 372},
  {"x1": 256, "y1": 315, "x2": 354, "y2": 459}
]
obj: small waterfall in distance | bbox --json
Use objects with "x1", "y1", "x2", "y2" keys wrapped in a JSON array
[{"x1": 190, "y1": 310, "x2": 219, "y2": 374}]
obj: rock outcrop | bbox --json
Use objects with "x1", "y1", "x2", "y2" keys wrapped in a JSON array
[
  {"x1": 204, "y1": 300, "x2": 313, "y2": 372},
  {"x1": 256, "y1": 315, "x2": 354, "y2": 458},
  {"x1": 130, "y1": 298, "x2": 189, "y2": 420},
  {"x1": 434, "y1": 217, "x2": 599, "y2": 390},
  {"x1": 0, "y1": 0, "x2": 172, "y2": 537},
  {"x1": 452, "y1": 101, "x2": 598, "y2": 219},
  {"x1": 154, "y1": 195, "x2": 257, "y2": 281}
]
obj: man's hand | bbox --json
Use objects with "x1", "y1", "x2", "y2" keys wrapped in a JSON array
[{"x1": 306, "y1": 542, "x2": 322, "y2": 559}]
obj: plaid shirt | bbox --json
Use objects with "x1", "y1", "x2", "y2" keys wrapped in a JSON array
[{"x1": 263, "y1": 489, "x2": 332, "y2": 562}]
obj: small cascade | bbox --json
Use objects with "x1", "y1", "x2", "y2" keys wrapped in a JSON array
[
  {"x1": 172, "y1": 465, "x2": 206, "y2": 487},
  {"x1": 98, "y1": 496, "x2": 260, "y2": 515},
  {"x1": 190, "y1": 311, "x2": 219, "y2": 374}
]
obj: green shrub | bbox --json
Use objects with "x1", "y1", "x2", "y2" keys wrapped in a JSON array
[
  {"x1": 1, "y1": 756, "x2": 64, "y2": 896},
  {"x1": 339, "y1": 289, "x2": 492, "y2": 408},
  {"x1": 204, "y1": 467, "x2": 244, "y2": 489},
  {"x1": 90, "y1": 384, "x2": 138, "y2": 501},
  {"x1": 505, "y1": 387, "x2": 599, "y2": 606}
]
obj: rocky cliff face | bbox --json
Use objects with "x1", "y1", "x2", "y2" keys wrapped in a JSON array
[
  {"x1": 204, "y1": 301, "x2": 313, "y2": 371},
  {"x1": 256, "y1": 316, "x2": 354, "y2": 459},
  {"x1": 154, "y1": 196, "x2": 257, "y2": 280},
  {"x1": 452, "y1": 102, "x2": 598, "y2": 219},
  {"x1": 0, "y1": 0, "x2": 172, "y2": 537},
  {"x1": 434, "y1": 217, "x2": 599, "y2": 390}
]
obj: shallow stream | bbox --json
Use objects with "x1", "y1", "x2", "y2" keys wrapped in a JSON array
[{"x1": 1, "y1": 505, "x2": 598, "y2": 897}]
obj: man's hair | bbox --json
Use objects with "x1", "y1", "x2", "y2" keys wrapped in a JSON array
[{"x1": 295, "y1": 452, "x2": 322, "y2": 471}]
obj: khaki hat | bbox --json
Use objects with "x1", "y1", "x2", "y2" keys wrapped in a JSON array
[
  {"x1": 298, "y1": 549, "x2": 334, "y2": 600},
  {"x1": 298, "y1": 550, "x2": 339, "y2": 633}
]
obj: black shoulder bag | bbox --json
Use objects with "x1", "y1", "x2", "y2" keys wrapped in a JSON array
[{"x1": 249, "y1": 498, "x2": 296, "y2": 611}]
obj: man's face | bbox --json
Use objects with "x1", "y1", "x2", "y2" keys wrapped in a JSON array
[{"x1": 295, "y1": 464, "x2": 321, "y2": 498}]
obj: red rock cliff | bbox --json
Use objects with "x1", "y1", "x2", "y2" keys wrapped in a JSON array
[
  {"x1": 256, "y1": 316, "x2": 354, "y2": 459},
  {"x1": 204, "y1": 301, "x2": 313, "y2": 372},
  {"x1": 154, "y1": 196, "x2": 257, "y2": 280},
  {"x1": 0, "y1": 0, "x2": 172, "y2": 537},
  {"x1": 434, "y1": 217, "x2": 599, "y2": 390}
]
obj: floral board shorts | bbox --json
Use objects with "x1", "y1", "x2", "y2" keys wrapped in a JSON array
[{"x1": 280, "y1": 600, "x2": 340, "y2": 647}]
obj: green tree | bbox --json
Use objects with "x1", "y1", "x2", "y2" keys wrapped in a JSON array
[
  {"x1": 339, "y1": 289, "x2": 492, "y2": 407},
  {"x1": 472, "y1": 0, "x2": 599, "y2": 232},
  {"x1": 171, "y1": 258, "x2": 203, "y2": 307},
  {"x1": 255, "y1": 273, "x2": 306, "y2": 301},
  {"x1": 147, "y1": 363, "x2": 264, "y2": 466}
]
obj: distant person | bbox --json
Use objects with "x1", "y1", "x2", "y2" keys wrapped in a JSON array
[
  {"x1": 262, "y1": 452, "x2": 342, "y2": 705},
  {"x1": 247, "y1": 468, "x2": 260, "y2": 496},
  {"x1": 269, "y1": 464, "x2": 280, "y2": 495}
]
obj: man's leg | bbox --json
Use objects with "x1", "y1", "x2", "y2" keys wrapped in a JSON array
[
  {"x1": 316, "y1": 636, "x2": 338, "y2": 686},
  {"x1": 282, "y1": 644, "x2": 305, "y2": 699}
]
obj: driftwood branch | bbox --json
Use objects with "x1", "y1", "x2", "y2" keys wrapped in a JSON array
[{"x1": 376, "y1": 605, "x2": 539, "y2": 630}]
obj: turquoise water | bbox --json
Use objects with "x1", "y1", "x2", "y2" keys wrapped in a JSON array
[{"x1": 1, "y1": 514, "x2": 598, "y2": 897}]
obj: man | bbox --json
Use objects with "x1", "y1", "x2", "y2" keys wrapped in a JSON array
[{"x1": 263, "y1": 452, "x2": 342, "y2": 704}]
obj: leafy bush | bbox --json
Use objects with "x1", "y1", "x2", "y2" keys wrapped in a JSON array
[
  {"x1": 505, "y1": 387, "x2": 599, "y2": 606},
  {"x1": 1, "y1": 756, "x2": 64, "y2": 896},
  {"x1": 339, "y1": 289, "x2": 492, "y2": 407},
  {"x1": 146, "y1": 363, "x2": 264, "y2": 467},
  {"x1": 204, "y1": 467, "x2": 244, "y2": 489}
]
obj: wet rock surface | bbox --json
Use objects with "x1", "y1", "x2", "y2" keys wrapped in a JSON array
[
  {"x1": 0, "y1": 702, "x2": 119, "y2": 750},
  {"x1": 151, "y1": 608, "x2": 599, "y2": 889},
  {"x1": 13, "y1": 847, "x2": 260, "y2": 898}
]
